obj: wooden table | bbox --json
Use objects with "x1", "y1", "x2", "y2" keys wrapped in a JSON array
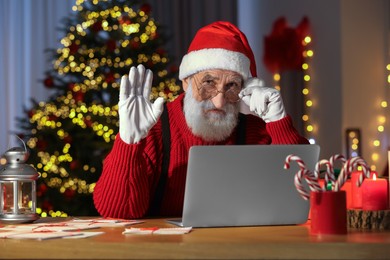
[{"x1": 1, "y1": 218, "x2": 390, "y2": 259}]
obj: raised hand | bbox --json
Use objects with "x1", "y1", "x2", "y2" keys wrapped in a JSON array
[{"x1": 119, "y1": 64, "x2": 164, "y2": 144}]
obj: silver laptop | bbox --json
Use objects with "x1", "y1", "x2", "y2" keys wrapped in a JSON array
[{"x1": 167, "y1": 144, "x2": 320, "y2": 228}]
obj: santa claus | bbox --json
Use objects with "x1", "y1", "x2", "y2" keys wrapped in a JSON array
[{"x1": 93, "y1": 21, "x2": 308, "y2": 219}]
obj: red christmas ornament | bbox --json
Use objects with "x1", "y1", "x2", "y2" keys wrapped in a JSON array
[
  {"x1": 68, "y1": 83, "x2": 76, "y2": 91},
  {"x1": 146, "y1": 61, "x2": 154, "y2": 68},
  {"x1": 140, "y1": 3, "x2": 151, "y2": 15},
  {"x1": 28, "y1": 109, "x2": 35, "y2": 118},
  {"x1": 119, "y1": 15, "x2": 131, "y2": 25},
  {"x1": 156, "y1": 48, "x2": 166, "y2": 56},
  {"x1": 84, "y1": 118, "x2": 93, "y2": 127},
  {"x1": 68, "y1": 42, "x2": 79, "y2": 54},
  {"x1": 70, "y1": 160, "x2": 80, "y2": 170},
  {"x1": 91, "y1": 20, "x2": 103, "y2": 32},
  {"x1": 150, "y1": 31, "x2": 159, "y2": 40},
  {"x1": 64, "y1": 189, "x2": 75, "y2": 199},
  {"x1": 130, "y1": 40, "x2": 140, "y2": 49},
  {"x1": 73, "y1": 91, "x2": 84, "y2": 102},
  {"x1": 37, "y1": 183, "x2": 48, "y2": 197},
  {"x1": 44, "y1": 77, "x2": 54, "y2": 88},
  {"x1": 106, "y1": 39, "x2": 117, "y2": 52},
  {"x1": 105, "y1": 72, "x2": 115, "y2": 83},
  {"x1": 48, "y1": 115, "x2": 58, "y2": 121},
  {"x1": 63, "y1": 135, "x2": 73, "y2": 144},
  {"x1": 36, "y1": 139, "x2": 48, "y2": 151},
  {"x1": 42, "y1": 200, "x2": 53, "y2": 211}
]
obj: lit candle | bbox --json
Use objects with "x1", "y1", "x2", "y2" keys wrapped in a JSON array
[{"x1": 361, "y1": 173, "x2": 389, "y2": 211}]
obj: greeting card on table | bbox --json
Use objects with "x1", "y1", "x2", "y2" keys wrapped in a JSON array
[
  {"x1": 0, "y1": 230, "x2": 81, "y2": 240},
  {"x1": 123, "y1": 227, "x2": 192, "y2": 235},
  {"x1": 0, "y1": 217, "x2": 142, "y2": 240}
]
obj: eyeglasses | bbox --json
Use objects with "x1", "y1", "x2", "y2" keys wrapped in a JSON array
[{"x1": 193, "y1": 75, "x2": 243, "y2": 103}]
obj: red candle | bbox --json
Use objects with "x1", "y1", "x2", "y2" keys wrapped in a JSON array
[
  {"x1": 351, "y1": 171, "x2": 366, "y2": 208},
  {"x1": 361, "y1": 173, "x2": 389, "y2": 211}
]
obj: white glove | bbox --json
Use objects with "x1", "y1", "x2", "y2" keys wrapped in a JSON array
[
  {"x1": 119, "y1": 64, "x2": 164, "y2": 144},
  {"x1": 239, "y1": 78, "x2": 286, "y2": 123}
]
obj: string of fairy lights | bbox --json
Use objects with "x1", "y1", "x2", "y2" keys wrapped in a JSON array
[
  {"x1": 368, "y1": 64, "x2": 390, "y2": 172},
  {"x1": 274, "y1": 33, "x2": 386, "y2": 173},
  {"x1": 369, "y1": 99, "x2": 387, "y2": 172},
  {"x1": 301, "y1": 36, "x2": 315, "y2": 144},
  {"x1": 273, "y1": 34, "x2": 315, "y2": 144},
  {"x1": 274, "y1": 34, "x2": 389, "y2": 173},
  {"x1": 348, "y1": 64, "x2": 389, "y2": 172}
]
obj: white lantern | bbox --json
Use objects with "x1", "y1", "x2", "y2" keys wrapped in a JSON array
[{"x1": 0, "y1": 147, "x2": 39, "y2": 223}]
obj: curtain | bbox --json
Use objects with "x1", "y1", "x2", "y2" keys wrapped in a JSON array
[
  {"x1": 0, "y1": 0, "x2": 237, "y2": 153},
  {"x1": 0, "y1": 0, "x2": 74, "y2": 152},
  {"x1": 147, "y1": 0, "x2": 237, "y2": 68}
]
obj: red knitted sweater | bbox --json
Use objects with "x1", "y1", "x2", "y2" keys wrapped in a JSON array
[{"x1": 93, "y1": 94, "x2": 309, "y2": 219}]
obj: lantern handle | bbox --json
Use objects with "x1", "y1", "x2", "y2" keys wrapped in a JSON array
[{"x1": 15, "y1": 135, "x2": 27, "y2": 153}]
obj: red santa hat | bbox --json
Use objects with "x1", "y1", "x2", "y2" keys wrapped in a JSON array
[{"x1": 179, "y1": 21, "x2": 257, "y2": 80}]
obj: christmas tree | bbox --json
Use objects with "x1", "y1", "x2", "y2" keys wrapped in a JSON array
[{"x1": 16, "y1": 0, "x2": 181, "y2": 217}]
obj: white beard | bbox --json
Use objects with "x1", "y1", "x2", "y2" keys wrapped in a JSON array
[{"x1": 183, "y1": 84, "x2": 239, "y2": 142}]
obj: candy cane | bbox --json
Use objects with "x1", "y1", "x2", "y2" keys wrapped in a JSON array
[
  {"x1": 293, "y1": 169, "x2": 322, "y2": 200},
  {"x1": 334, "y1": 165, "x2": 346, "y2": 192},
  {"x1": 284, "y1": 154, "x2": 306, "y2": 171},
  {"x1": 285, "y1": 154, "x2": 321, "y2": 199},
  {"x1": 334, "y1": 157, "x2": 355, "y2": 191},
  {"x1": 348, "y1": 157, "x2": 371, "y2": 187},
  {"x1": 314, "y1": 159, "x2": 331, "y2": 191},
  {"x1": 285, "y1": 155, "x2": 310, "y2": 200},
  {"x1": 294, "y1": 169, "x2": 310, "y2": 200},
  {"x1": 327, "y1": 154, "x2": 346, "y2": 191},
  {"x1": 313, "y1": 159, "x2": 329, "y2": 178},
  {"x1": 329, "y1": 154, "x2": 346, "y2": 178},
  {"x1": 334, "y1": 156, "x2": 370, "y2": 191},
  {"x1": 345, "y1": 157, "x2": 370, "y2": 187},
  {"x1": 304, "y1": 170, "x2": 322, "y2": 192}
]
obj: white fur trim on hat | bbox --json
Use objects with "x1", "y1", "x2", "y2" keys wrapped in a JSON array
[{"x1": 179, "y1": 48, "x2": 250, "y2": 80}]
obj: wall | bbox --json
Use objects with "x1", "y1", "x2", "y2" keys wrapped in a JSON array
[
  {"x1": 238, "y1": 0, "x2": 389, "y2": 173},
  {"x1": 341, "y1": 0, "x2": 389, "y2": 173}
]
